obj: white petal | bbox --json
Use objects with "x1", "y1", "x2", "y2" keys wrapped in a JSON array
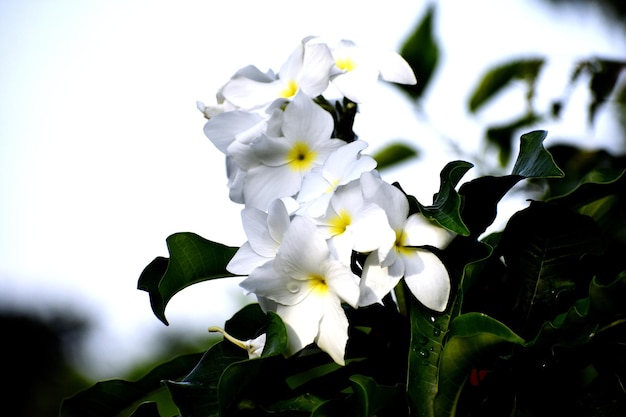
[
  {"x1": 276, "y1": 296, "x2": 324, "y2": 357},
  {"x1": 360, "y1": 171, "x2": 408, "y2": 230},
  {"x1": 359, "y1": 252, "x2": 401, "y2": 306},
  {"x1": 241, "y1": 208, "x2": 277, "y2": 257},
  {"x1": 375, "y1": 48, "x2": 417, "y2": 85},
  {"x1": 243, "y1": 164, "x2": 302, "y2": 211},
  {"x1": 267, "y1": 199, "x2": 291, "y2": 243},
  {"x1": 350, "y1": 203, "x2": 396, "y2": 255},
  {"x1": 282, "y1": 92, "x2": 333, "y2": 145},
  {"x1": 226, "y1": 242, "x2": 266, "y2": 275},
  {"x1": 278, "y1": 215, "x2": 329, "y2": 279},
  {"x1": 403, "y1": 249, "x2": 451, "y2": 312},
  {"x1": 239, "y1": 260, "x2": 310, "y2": 306},
  {"x1": 315, "y1": 295, "x2": 350, "y2": 365},
  {"x1": 404, "y1": 213, "x2": 456, "y2": 249},
  {"x1": 203, "y1": 111, "x2": 264, "y2": 153},
  {"x1": 298, "y1": 43, "x2": 335, "y2": 97},
  {"x1": 324, "y1": 260, "x2": 360, "y2": 308}
]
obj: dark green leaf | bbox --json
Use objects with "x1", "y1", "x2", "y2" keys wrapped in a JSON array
[
  {"x1": 128, "y1": 402, "x2": 161, "y2": 417},
  {"x1": 165, "y1": 343, "x2": 245, "y2": 417},
  {"x1": 418, "y1": 160, "x2": 473, "y2": 236},
  {"x1": 468, "y1": 58, "x2": 544, "y2": 113},
  {"x1": 60, "y1": 353, "x2": 203, "y2": 417},
  {"x1": 512, "y1": 130, "x2": 564, "y2": 178},
  {"x1": 372, "y1": 142, "x2": 419, "y2": 171},
  {"x1": 261, "y1": 311, "x2": 288, "y2": 358},
  {"x1": 531, "y1": 273, "x2": 626, "y2": 348},
  {"x1": 434, "y1": 313, "x2": 525, "y2": 417},
  {"x1": 399, "y1": 4, "x2": 439, "y2": 100},
  {"x1": 137, "y1": 232, "x2": 239, "y2": 325},
  {"x1": 485, "y1": 112, "x2": 542, "y2": 167},
  {"x1": 500, "y1": 201, "x2": 605, "y2": 338},
  {"x1": 549, "y1": 167, "x2": 626, "y2": 210},
  {"x1": 587, "y1": 58, "x2": 626, "y2": 124},
  {"x1": 349, "y1": 374, "x2": 407, "y2": 417}
]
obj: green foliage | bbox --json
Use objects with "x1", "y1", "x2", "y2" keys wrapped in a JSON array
[
  {"x1": 372, "y1": 142, "x2": 419, "y2": 171},
  {"x1": 65, "y1": 7, "x2": 626, "y2": 416},
  {"x1": 137, "y1": 232, "x2": 239, "y2": 325}
]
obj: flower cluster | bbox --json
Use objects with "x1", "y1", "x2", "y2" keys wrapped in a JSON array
[{"x1": 200, "y1": 37, "x2": 455, "y2": 365}]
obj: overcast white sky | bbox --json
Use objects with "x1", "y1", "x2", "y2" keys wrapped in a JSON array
[{"x1": 1, "y1": 0, "x2": 624, "y2": 378}]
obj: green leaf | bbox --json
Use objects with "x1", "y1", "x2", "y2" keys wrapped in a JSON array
[
  {"x1": 511, "y1": 130, "x2": 564, "y2": 178},
  {"x1": 60, "y1": 353, "x2": 203, "y2": 417},
  {"x1": 128, "y1": 402, "x2": 161, "y2": 417},
  {"x1": 531, "y1": 273, "x2": 626, "y2": 349},
  {"x1": 549, "y1": 167, "x2": 626, "y2": 210},
  {"x1": 485, "y1": 112, "x2": 542, "y2": 167},
  {"x1": 137, "y1": 232, "x2": 239, "y2": 325},
  {"x1": 468, "y1": 58, "x2": 544, "y2": 113},
  {"x1": 417, "y1": 160, "x2": 473, "y2": 236},
  {"x1": 434, "y1": 313, "x2": 525, "y2": 417},
  {"x1": 261, "y1": 311, "x2": 288, "y2": 358},
  {"x1": 348, "y1": 375, "x2": 407, "y2": 417},
  {"x1": 500, "y1": 201, "x2": 605, "y2": 338},
  {"x1": 165, "y1": 343, "x2": 245, "y2": 417},
  {"x1": 399, "y1": 4, "x2": 439, "y2": 100},
  {"x1": 372, "y1": 142, "x2": 419, "y2": 171},
  {"x1": 459, "y1": 130, "x2": 564, "y2": 237}
]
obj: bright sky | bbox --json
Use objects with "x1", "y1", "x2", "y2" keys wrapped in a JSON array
[{"x1": 1, "y1": 0, "x2": 624, "y2": 378}]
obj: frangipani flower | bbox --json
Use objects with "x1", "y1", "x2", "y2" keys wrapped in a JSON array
[
  {"x1": 315, "y1": 178, "x2": 395, "y2": 267},
  {"x1": 221, "y1": 37, "x2": 335, "y2": 110},
  {"x1": 329, "y1": 39, "x2": 417, "y2": 103},
  {"x1": 358, "y1": 171, "x2": 455, "y2": 312},
  {"x1": 227, "y1": 199, "x2": 291, "y2": 275},
  {"x1": 296, "y1": 140, "x2": 377, "y2": 218},
  {"x1": 241, "y1": 92, "x2": 345, "y2": 210},
  {"x1": 239, "y1": 215, "x2": 360, "y2": 365}
]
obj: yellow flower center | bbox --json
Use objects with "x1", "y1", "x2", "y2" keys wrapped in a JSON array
[
  {"x1": 280, "y1": 79, "x2": 299, "y2": 98},
  {"x1": 309, "y1": 274, "x2": 329, "y2": 295},
  {"x1": 336, "y1": 57, "x2": 357, "y2": 72},
  {"x1": 395, "y1": 229, "x2": 412, "y2": 255},
  {"x1": 328, "y1": 209, "x2": 352, "y2": 236},
  {"x1": 287, "y1": 141, "x2": 317, "y2": 171}
]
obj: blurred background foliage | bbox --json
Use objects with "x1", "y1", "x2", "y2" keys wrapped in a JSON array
[{"x1": 4, "y1": 1, "x2": 625, "y2": 416}]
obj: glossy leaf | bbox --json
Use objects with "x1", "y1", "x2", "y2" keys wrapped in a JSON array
[
  {"x1": 549, "y1": 167, "x2": 626, "y2": 209},
  {"x1": 60, "y1": 353, "x2": 203, "y2": 417},
  {"x1": 165, "y1": 343, "x2": 245, "y2": 417},
  {"x1": 434, "y1": 313, "x2": 525, "y2": 417},
  {"x1": 511, "y1": 130, "x2": 564, "y2": 178},
  {"x1": 137, "y1": 232, "x2": 239, "y2": 325},
  {"x1": 468, "y1": 58, "x2": 544, "y2": 113},
  {"x1": 372, "y1": 142, "x2": 419, "y2": 171},
  {"x1": 485, "y1": 112, "x2": 542, "y2": 166},
  {"x1": 459, "y1": 130, "x2": 563, "y2": 238},
  {"x1": 418, "y1": 160, "x2": 473, "y2": 236}
]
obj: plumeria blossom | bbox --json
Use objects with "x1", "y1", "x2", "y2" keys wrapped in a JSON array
[
  {"x1": 227, "y1": 198, "x2": 291, "y2": 275},
  {"x1": 314, "y1": 178, "x2": 395, "y2": 267},
  {"x1": 328, "y1": 39, "x2": 417, "y2": 103},
  {"x1": 358, "y1": 171, "x2": 455, "y2": 312},
  {"x1": 239, "y1": 215, "x2": 360, "y2": 365},
  {"x1": 238, "y1": 92, "x2": 346, "y2": 210},
  {"x1": 220, "y1": 37, "x2": 335, "y2": 110},
  {"x1": 296, "y1": 140, "x2": 377, "y2": 218}
]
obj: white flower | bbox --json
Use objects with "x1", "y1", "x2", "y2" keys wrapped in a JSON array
[
  {"x1": 329, "y1": 39, "x2": 417, "y2": 103},
  {"x1": 296, "y1": 140, "x2": 377, "y2": 218},
  {"x1": 314, "y1": 178, "x2": 395, "y2": 267},
  {"x1": 239, "y1": 215, "x2": 360, "y2": 365},
  {"x1": 242, "y1": 92, "x2": 345, "y2": 210},
  {"x1": 220, "y1": 37, "x2": 335, "y2": 110},
  {"x1": 358, "y1": 171, "x2": 455, "y2": 312},
  {"x1": 227, "y1": 199, "x2": 291, "y2": 275}
]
